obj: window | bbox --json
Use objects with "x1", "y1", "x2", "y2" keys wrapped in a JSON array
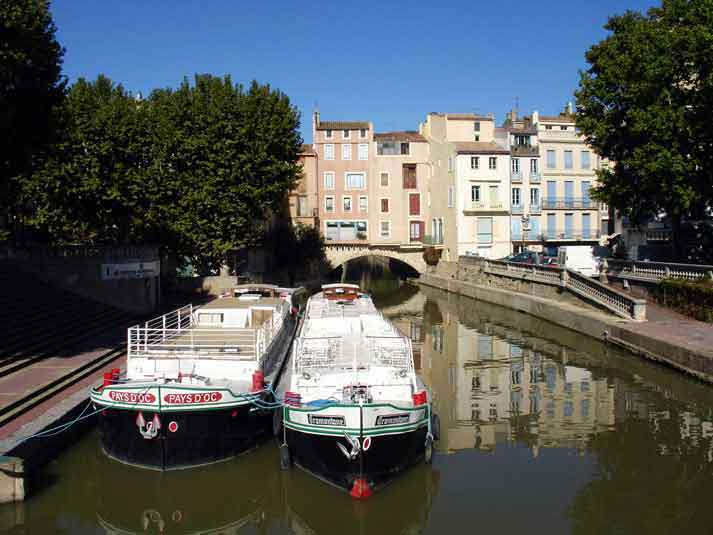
[
  {"x1": 297, "y1": 196, "x2": 308, "y2": 216},
  {"x1": 345, "y1": 172, "x2": 365, "y2": 189},
  {"x1": 325, "y1": 220, "x2": 367, "y2": 241},
  {"x1": 358, "y1": 195, "x2": 368, "y2": 213},
  {"x1": 477, "y1": 217, "x2": 493, "y2": 244},
  {"x1": 325, "y1": 196, "x2": 335, "y2": 212},
  {"x1": 410, "y1": 221, "x2": 424, "y2": 242},
  {"x1": 512, "y1": 188, "x2": 521, "y2": 206},
  {"x1": 564, "y1": 150, "x2": 573, "y2": 169},
  {"x1": 546, "y1": 150, "x2": 556, "y2": 168},
  {"x1": 342, "y1": 143, "x2": 351, "y2": 160},
  {"x1": 325, "y1": 129, "x2": 332, "y2": 138},
  {"x1": 380, "y1": 221, "x2": 391, "y2": 238},
  {"x1": 511, "y1": 158, "x2": 520, "y2": 174},
  {"x1": 471, "y1": 185, "x2": 481, "y2": 203},
  {"x1": 360, "y1": 128, "x2": 367, "y2": 138},
  {"x1": 514, "y1": 135, "x2": 530, "y2": 146},
  {"x1": 342, "y1": 129, "x2": 350, "y2": 139},
  {"x1": 401, "y1": 142, "x2": 409, "y2": 155},
  {"x1": 358, "y1": 143, "x2": 368, "y2": 160},
  {"x1": 325, "y1": 143, "x2": 334, "y2": 160},
  {"x1": 530, "y1": 158, "x2": 538, "y2": 173},
  {"x1": 530, "y1": 188, "x2": 539, "y2": 206},
  {"x1": 488, "y1": 157, "x2": 497, "y2": 170},
  {"x1": 380, "y1": 198, "x2": 389, "y2": 213},
  {"x1": 474, "y1": 121, "x2": 481, "y2": 131},
  {"x1": 489, "y1": 186, "x2": 499, "y2": 207},
  {"x1": 380, "y1": 172, "x2": 389, "y2": 187},
  {"x1": 471, "y1": 156, "x2": 479, "y2": 169},
  {"x1": 342, "y1": 196, "x2": 352, "y2": 212},
  {"x1": 323, "y1": 171, "x2": 335, "y2": 190},
  {"x1": 403, "y1": 164, "x2": 417, "y2": 188},
  {"x1": 545, "y1": 125, "x2": 553, "y2": 130},
  {"x1": 581, "y1": 150, "x2": 591, "y2": 169},
  {"x1": 377, "y1": 141, "x2": 409, "y2": 155},
  {"x1": 474, "y1": 134, "x2": 480, "y2": 141},
  {"x1": 560, "y1": 125, "x2": 568, "y2": 131},
  {"x1": 409, "y1": 193, "x2": 420, "y2": 216},
  {"x1": 199, "y1": 313, "x2": 223, "y2": 325},
  {"x1": 448, "y1": 186, "x2": 454, "y2": 207}
]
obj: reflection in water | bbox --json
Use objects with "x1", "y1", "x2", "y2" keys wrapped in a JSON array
[{"x1": 4, "y1": 283, "x2": 713, "y2": 533}]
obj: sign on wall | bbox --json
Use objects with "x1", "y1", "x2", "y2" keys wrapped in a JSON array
[{"x1": 101, "y1": 261, "x2": 159, "y2": 280}]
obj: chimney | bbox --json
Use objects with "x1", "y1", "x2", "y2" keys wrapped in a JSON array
[
  {"x1": 313, "y1": 109, "x2": 320, "y2": 128},
  {"x1": 532, "y1": 110, "x2": 539, "y2": 125},
  {"x1": 509, "y1": 109, "x2": 518, "y2": 123}
]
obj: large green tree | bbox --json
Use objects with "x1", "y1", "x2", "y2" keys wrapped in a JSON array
[
  {"x1": 0, "y1": 0, "x2": 65, "y2": 239},
  {"x1": 576, "y1": 0, "x2": 713, "y2": 256}
]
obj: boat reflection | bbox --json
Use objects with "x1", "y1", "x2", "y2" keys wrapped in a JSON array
[{"x1": 96, "y1": 442, "x2": 439, "y2": 535}]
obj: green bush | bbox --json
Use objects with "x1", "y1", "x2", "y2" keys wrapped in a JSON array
[
  {"x1": 423, "y1": 247, "x2": 442, "y2": 266},
  {"x1": 651, "y1": 278, "x2": 713, "y2": 322}
]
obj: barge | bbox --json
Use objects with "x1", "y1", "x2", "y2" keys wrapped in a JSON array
[
  {"x1": 91, "y1": 284, "x2": 301, "y2": 470},
  {"x1": 276, "y1": 283, "x2": 439, "y2": 498}
]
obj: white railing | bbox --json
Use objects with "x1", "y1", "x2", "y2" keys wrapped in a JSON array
[
  {"x1": 294, "y1": 335, "x2": 414, "y2": 374},
  {"x1": 475, "y1": 258, "x2": 646, "y2": 320},
  {"x1": 128, "y1": 301, "x2": 289, "y2": 361},
  {"x1": 605, "y1": 259, "x2": 713, "y2": 283}
]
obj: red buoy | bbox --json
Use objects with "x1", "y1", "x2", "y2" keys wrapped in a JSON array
[
  {"x1": 111, "y1": 368, "x2": 120, "y2": 381},
  {"x1": 350, "y1": 478, "x2": 373, "y2": 499},
  {"x1": 102, "y1": 372, "x2": 113, "y2": 388},
  {"x1": 251, "y1": 370, "x2": 265, "y2": 392},
  {"x1": 412, "y1": 391, "x2": 427, "y2": 406}
]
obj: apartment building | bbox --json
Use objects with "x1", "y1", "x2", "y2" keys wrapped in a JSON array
[
  {"x1": 371, "y1": 131, "x2": 430, "y2": 247},
  {"x1": 312, "y1": 112, "x2": 373, "y2": 242},
  {"x1": 421, "y1": 113, "x2": 511, "y2": 259},
  {"x1": 287, "y1": 144, "x2": 319, "y2": 228},
  {"x1": 497, "y1": 112, "x2": 543, "y2": 253},
  {"x1": 536, "y1": 104, "x2": 606, "y2": 254}
]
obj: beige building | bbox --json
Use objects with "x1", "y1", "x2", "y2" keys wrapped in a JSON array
[
  {"x1": 287, "y1": 144, "x2": 319, "y2": 228},
  {"x1": 420, "y1": 113, "x2": 511, "y2": 260},
  {"x1": 535, "y1": 105, "x2": 607, "y2": 252}
]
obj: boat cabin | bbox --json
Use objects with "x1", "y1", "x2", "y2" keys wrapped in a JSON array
[{"x1": 321, "y1": 283, "x2": 363, "y2": 301}]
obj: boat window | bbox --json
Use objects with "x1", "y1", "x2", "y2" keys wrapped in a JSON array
[
  {"x1": 199, "y1": 313, "x2": 223, "y2": 325},
  {"x1": 251, "y1": 308, "x2": 274, "y2": 327}
]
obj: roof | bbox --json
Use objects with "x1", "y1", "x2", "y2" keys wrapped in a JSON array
[
  {"x1": 316, "y1": 121, "x2": 370, "y2": 130},
  {"x1": 538, "y1": 114, "x2": 576, "y2": 124},
  {"x1": 374, "y1": 131, "x2": 426, "y2": 142},
  {"x1": 454, "y1": 142, "x2": 509, "y2": 155},
  {"x1": 445, "y1": 113, "x2": 494, "y2": 121},
  {"x1": 299, "y1": 144, "x2": 316, "y2": 155}
]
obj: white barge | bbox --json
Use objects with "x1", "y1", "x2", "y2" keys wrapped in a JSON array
[
  {"x1": 90, "y1": 284, "x2": 301, "y2": 470},
  {"x1": 276, "y1": 283, "x2": 439, "y2": 498}
]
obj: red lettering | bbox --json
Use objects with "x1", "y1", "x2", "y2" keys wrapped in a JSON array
[{"x1": 163, "y1": 391, "x2": 223, "y2": 404}]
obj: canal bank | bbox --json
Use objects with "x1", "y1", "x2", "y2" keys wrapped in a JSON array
[{"x1": 419, "y1": 266, "x2": 713, "y2": 385}]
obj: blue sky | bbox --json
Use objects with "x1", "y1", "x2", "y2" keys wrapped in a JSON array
[{"x1": 51, "y1": 0, "x2": 656, "y2": 142}]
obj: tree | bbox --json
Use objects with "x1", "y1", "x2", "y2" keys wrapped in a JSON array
[
  {"x1": 575, "y1": 0, "x2": 713, "y2": 258},
  {"x1": 0, "y1": 0, "x2": 65, "y2": 240}
]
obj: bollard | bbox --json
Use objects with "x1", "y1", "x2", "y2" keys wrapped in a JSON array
[{"x1": 0, "y1": 457, "x2": 24, "y2": 503}]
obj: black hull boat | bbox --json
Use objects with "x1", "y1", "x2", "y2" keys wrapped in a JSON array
[
  {"x1": 91, "y1": 284, "x2": 301, "y2": 471},
  {"x1": 277, "y1": 283, "x2": 439, "y2": 498}
]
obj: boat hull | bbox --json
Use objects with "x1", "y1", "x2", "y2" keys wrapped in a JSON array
[
  {"x1": 98, "y1": 403, "x2": 272, "y2": 470},
  {"x1": 285, "y1": 425, "x2": 428, "y2": 492}
]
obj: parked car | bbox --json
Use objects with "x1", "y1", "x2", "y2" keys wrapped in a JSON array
[
  {"x1": 557, "y1": 246, "x2": 600, "y2": 276},
  {"x1": 509, "y1": 251, "x2": 542, "y2": 265}
]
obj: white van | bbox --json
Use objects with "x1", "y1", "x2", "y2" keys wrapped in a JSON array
[{"x1": 558, "y1": 246, "x2": 600, "y2": 277}]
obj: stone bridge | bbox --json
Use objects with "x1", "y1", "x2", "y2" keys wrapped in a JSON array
[{"x1": 325, "y1": 244, "x2": 426, "y2": 273}]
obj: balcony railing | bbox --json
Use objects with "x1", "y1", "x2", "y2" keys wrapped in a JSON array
[
  {"x1": 530, "y1": 204, "x2": 541, "y2": 214},
  {"x1": 543, "y1": 229, "x2": 601, "y2": 241},
  {"x1": 511, "y1": 171, "x2": 522, "y2": 183},
  {"x1": 529, "y1": 172, "x2": 541, "y2": 183},
  {"x1": 423, "y1": 234, "x2": 444, "y2": 246},
  {"x1": 511, "y1": 204, "x2": 524, "y2": 215},
  {"x1": 464, "y1": 201, "x2": 507, "y2": 212},
  {"x1": 542, "y1": 197, "x2": 598, "y2": 210},
  {"x1": 511, "y1": 145, "x2": 539, "y2": 157}
]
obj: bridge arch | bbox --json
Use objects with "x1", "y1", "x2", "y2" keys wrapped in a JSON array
[{"x1": 325, "y1": 245, "x2": 426, "y2": 274}]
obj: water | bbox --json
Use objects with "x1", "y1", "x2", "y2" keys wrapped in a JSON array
[{"x1": 4, "y1": 281, "x2": 713, "y2": 534}]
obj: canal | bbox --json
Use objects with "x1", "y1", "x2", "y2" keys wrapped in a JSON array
[{"x1": 3, "y1": 277, "x2": 713, "y2": 534}]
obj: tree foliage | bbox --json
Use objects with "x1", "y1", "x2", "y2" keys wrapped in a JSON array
[
  {"x1": 23, "y1": 74, "x2": 303, "y2": 273},
  {"x1": 0, "y1": 0, "x2": 65, "y2": 237},
  {"x1": 576, "y1": 0, "x2": 713, "y2": 253}
]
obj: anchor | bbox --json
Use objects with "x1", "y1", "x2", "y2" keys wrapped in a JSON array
[
  {"x1": 136, "y1": 412, "x2": 161, "y2": 440},
  {"x1": 337, "y1": 432, "x2": 361, "y2": 461}
]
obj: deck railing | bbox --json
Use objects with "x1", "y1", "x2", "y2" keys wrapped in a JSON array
[
  {"x1": 604, "y1": 259, "x2": 713, "y2": 283},
  {"x1": 478, "y1": 258, "x2": 646, "y2": 320}
]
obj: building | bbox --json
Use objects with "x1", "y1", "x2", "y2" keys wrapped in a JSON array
[
  {"x1": 312, "y1": 112, "x2": 374, "y2": 243},
  {"x1": 371, "y1": 131, "x2": 431, "y2": 247},
  {"x1": 287, "y1": 144, "x2": 319, "y2": 228},
  {"x1": 420, "y1": 113, "x2": 511, "y2": 259},
  {"x1": 534, "y1": 104, "x2": 607, "y2": 254}
]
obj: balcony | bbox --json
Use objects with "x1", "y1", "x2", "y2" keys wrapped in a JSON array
[
  {"x1": 529, "y1": 172, "x2": 541, "y2": 183},
  {"x1": 464, "y1": 201, "x2": 507, "y2": 213},
  {"x1": 529, "y1": 204, "x2": 541, "y2": 214},
  {"x1": 543, "y1": 229, "x2": 601, "y2": 241},
  {"x1": 511, "y1": 204, "x2": 524, "y2": 215},
  {"x1": 423, "y1": 234, "x2": 445, "y2": 246},
  {"x1": 511, "y1": 145, "x2": 539, "y2": 157},
  {"x1": 538, "y1": 129, "x2": 579, "y2": 141},
  {"x1": 541, "y1": 197, "x2": 599, "y2": 210},
  {"x1": 511, "y1": 171, "x2": 522, "y2": 183}
]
